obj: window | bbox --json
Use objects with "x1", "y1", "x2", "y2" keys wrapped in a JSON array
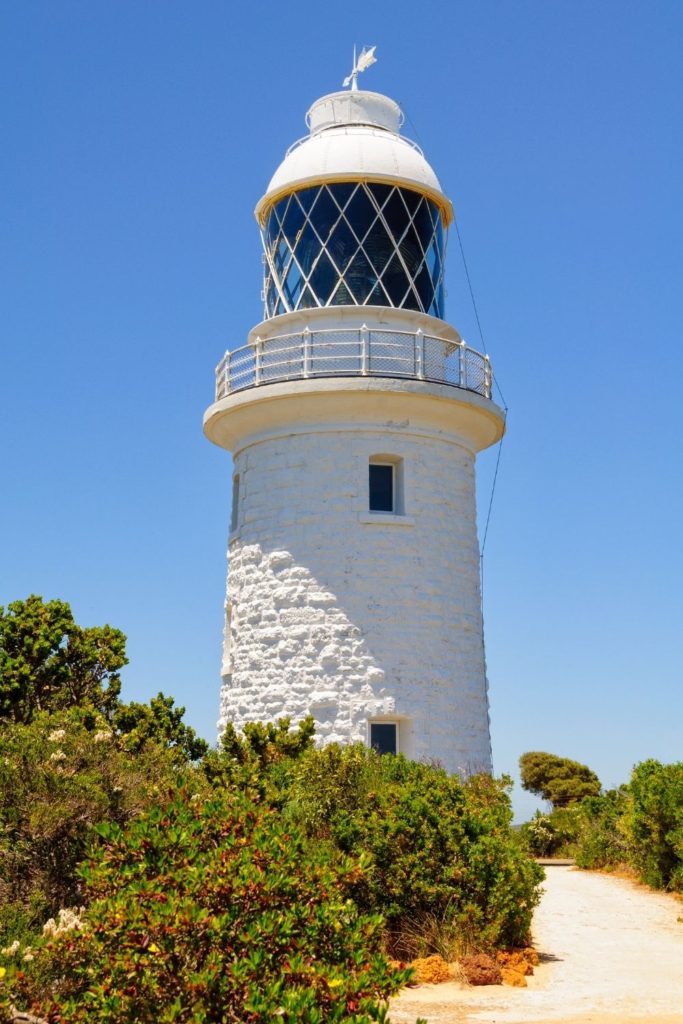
[
  {"x1": 369, "y1": 463, "x2": 394, "y2": 512},
  {"x1": 370, "y1": 722, "x2": 397, "y2": 756},
  {"x1": 230, "y1": 474, "x2": 240, "y2": 533},
  {"x1": 261, "y1": 182, "x2": 445, "y2": 319}
]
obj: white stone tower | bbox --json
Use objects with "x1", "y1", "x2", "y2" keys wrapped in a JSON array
[{"x1": 204, "y1": 71, "x2": 505, "y2": 774}]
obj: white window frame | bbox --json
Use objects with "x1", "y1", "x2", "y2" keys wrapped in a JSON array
[{"x1": 368, "y1": 455, "x2": 405, "y2": 515}]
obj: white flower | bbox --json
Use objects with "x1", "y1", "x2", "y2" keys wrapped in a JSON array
[
  {"x1": 49, "y1": 750, "x2": 67, "y2": 762},
  {"x1": 23, "y1": 951, "x2": 34, "y2": 962},
  {"x1": 93, "y1": 730, "x2": 112, "y2": 743},
  {"x1": 48, "y1": 729, "x2": 66, "y2": 742},
  {"x1": 1, "y1": 940, "x2": 20, "y2": 957},
  {"x1": 43, "y1": 907, "x2": 85, "y2": 937}
]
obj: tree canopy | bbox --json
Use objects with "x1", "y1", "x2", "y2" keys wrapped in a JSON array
[
  {"x1": 0, "y1": 595, "x2": 126, "y2": 724},
  {"x1": 519, "y1": 751, "x2": 601, "y2": 807}
]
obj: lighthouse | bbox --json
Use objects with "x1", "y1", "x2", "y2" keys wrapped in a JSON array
[{"x1": 204, "y1": 56, "x2": 505, "y2": 774}]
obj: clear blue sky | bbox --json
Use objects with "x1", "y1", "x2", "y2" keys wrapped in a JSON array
[{"x1": 2, "y1": 1, "x2": 681, "y2": 819}]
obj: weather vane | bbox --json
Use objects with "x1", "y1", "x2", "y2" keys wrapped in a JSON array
[{"x1": 342, "y1": 45, "x2": 377, "y2": 91}]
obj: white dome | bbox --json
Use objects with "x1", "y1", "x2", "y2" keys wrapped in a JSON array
[{"x1": 255, "y1": 90, "x2": 453, "y2": 226}]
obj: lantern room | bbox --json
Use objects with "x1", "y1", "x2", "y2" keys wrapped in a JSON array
[{"x1": 255, "y1": 89, "x2": 454, "y2": 321}]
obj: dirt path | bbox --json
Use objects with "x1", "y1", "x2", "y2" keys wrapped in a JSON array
[{"x1": 390, "y1": 865, "x2": 683, "y2": 1024}]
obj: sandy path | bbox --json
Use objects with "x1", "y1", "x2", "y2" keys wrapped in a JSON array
[{"x1": 390, "y1": 865, "x2": 683, "y2": 1024}]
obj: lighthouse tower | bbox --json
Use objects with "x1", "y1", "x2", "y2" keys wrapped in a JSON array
[{"x1": 204, "y1": 64, "x2": 505, "y2": 774}]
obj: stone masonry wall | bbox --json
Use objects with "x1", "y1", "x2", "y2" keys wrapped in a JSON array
[{"x1": 219, "y1": 424, "x2": 492, "y2": 775}]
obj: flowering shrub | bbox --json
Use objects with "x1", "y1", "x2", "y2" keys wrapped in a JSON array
[
  {"x1": 0, "y1": 708, "x2": 207, "y2": 943},
  {"x1": 13, "y1": 791, "x2": 410, "y2": 1023}
]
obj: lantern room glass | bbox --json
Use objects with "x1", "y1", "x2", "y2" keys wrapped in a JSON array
[{"x1": 262, "y1": 182, "x2": 445, "y2": 319}]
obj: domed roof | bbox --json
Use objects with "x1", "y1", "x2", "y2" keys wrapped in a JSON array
[{"x1": 255, "y1": 90, "x2": 453, "y2": 226}]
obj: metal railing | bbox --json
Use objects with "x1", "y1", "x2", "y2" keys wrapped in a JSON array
[{"x1": 214, "y1": 327, "x2": 492, "y2": 401}]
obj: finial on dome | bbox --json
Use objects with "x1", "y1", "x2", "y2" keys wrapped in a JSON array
[{"x1": 342, "y1": 44, "x2": 377, "y2": 91}]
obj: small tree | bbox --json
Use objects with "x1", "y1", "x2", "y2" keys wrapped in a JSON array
[
  {"x1": 0, "y1": 596, "x2": 126, "y2": 724},
  {"x1": 519, "y1": 751, "x2": 601, "y2": 808},
  {"x1": 113, "y1": 693, "x2": 208, "y2": 762}
]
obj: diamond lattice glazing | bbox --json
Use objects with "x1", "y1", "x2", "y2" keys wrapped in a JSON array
[{"x1": 262, "y1": 182, "x2": 445, "y2": 319}]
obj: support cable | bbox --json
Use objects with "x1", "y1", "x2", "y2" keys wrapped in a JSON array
[
  {"x1": 400, "y1": 104, "x2": 507, "y2": 600},
  {"x1": 452, "y1": 216, "x2": 508, "y2": 605}
]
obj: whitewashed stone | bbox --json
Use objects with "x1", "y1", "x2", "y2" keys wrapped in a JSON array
[{"x1": 215, "y1": 389, "x2": 500, "y2": 775}]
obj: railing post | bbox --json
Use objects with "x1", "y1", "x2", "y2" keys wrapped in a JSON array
[
  {"x1": 254, "y1": 336, "x2": 263, "y2": 386},
  {"x1": 459, "y1": 340, "x2": 467, "y2": 389},
  {"x1": 484, "y1": 354, "x2": 492, "y2": 399},
  {"x1": 224, "y1": 351, "x2": 232, "y2": 398},
  {"x1": 302, "y1": 327, "x2": 311, "y2": 378},
  {"x1": 360, "y1": 324, "x2": 369, "y2": 375},
  {"x1": 415, "y1": 328, "x2": 425, "y2": 380}
]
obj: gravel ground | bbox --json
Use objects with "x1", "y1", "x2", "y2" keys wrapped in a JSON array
[{"x1": 390, "y1": 865, "x2": 683, "y2": 1024}]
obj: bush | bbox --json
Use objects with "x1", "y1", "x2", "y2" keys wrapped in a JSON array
[
  {"x1": 0, "y1": 707, "x2": 206, "y2": 945},
  {"x1": 628, "y1": 760, "x2": 683, "y2": 890},
  {"x1": 7, "y1": 791, "x2": 410, "y2": 1024},
  {"x1": 573, "y1": 789, "x2": 631, "y2": 871},
  {"x1": 286, "y1": 745, "x2": 543, "y2": 956},
  {"x1": 520, "y1": 806, "x2": 584, "y2": 859}
]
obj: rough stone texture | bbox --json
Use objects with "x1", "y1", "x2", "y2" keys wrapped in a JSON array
[
  {"x1": 460, "y1": 953, "x2": 503, "y2": 986},
  {"x1": 219, "y1": 422, "x2": 493, "y2": 775}
]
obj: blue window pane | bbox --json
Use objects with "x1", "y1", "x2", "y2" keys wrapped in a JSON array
[
  {"x1": 296, "y1": 186, "x2": 318, "y2": 215},
  {"x1": 425, "y1": 237, "x2": 440, "y2": 280},
  {"x1": 273, "y1": 235, "x2": 291, "y2": 276},
  {"x1": 282, "y1": 195, "x2": 306, "y2": 243},
  {"x1": 299, "y1": 285, "x2": 317, "y2": 309},
  {"x1": 398, "y1": 223, "x2": 423, "y2": 278},
  {"x1": 329, "y1": 182, "x2": 356, "y2": 210},
  {"x1": 362, "y1": 218, "x2": 394, "y2": 275},
  {"x1": 265, "y1": 282, "x2": 277, "y2": 317},
  {"x1": 380, "y1": 253, "x2": 410, "y2": 307},
  {"x1": 331, "y1": 280, "x2": 354, "y2": 306},
  {"x1": 413, "y1": 263, "x2": 434, "y2": 313},
  {"x1": 271, "y1": 196, "x2": 289, "y2": 229},
  {"x1": 370, "y1": 722, "x2": 397, "y2": 755},
  {"x1": 265, "y1": 206, "x2": 283, "y2": 249},
  {"x1": 412, "y1": 198, "x2": 434, "y2": 251},
  {"x1": 369, "y1": 464, "x2": 394, "y2": 511},
  {"x1": 308, "y1": 250, "x2": 338, "y2": 304},
  {"x1": 365, "y1": 281, "x2": 389, "y2": 305},
  {"x1": 382, "y1": 188, "x2": 411, "y2": 242},
  {"x1": 282, "y1": 261, "x2": 304, "y2": 307},
  {"x1": 309, "y1": 186, "x2": 340, "y2": 243},
  {"x1": 345, "y1": 186, "x2": 377, "y2": 242},
  {"x1": 326, "y1": 217, "x2": 359, "y2": 274},
  {"x1": 292, "y1": 219, "x2": 321, "y2": 276},
  {"x1": 401, "y1": 188, "x2": 422, "y2": 216},
  {"x1": 345, "y1": 249, "x2": 376, "y2": 302},
  {"x1": 427, "y1": 200, "x2": 441, "y2": 233},
  {"x1": 367, "y1": 182, "x2": 393, "y2": 209}
]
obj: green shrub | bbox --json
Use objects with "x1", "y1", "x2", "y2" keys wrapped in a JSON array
[
  {"x1": 520, "y1": 806, "x2": 584, "y2": 859},
  {"x1": 628, "y1": 760, "x2": 683, "y2": 890},
  {"x1": 7, "y1": 790, "x2": 409, "y2": 1024},
  {"x1": 286, "y1": 745, "x2": 543, "y2": 956},
  {"x1": 0, "y1": 707, "x2": 206, "y2": 945},
  {"x1": 573, "y1": 789, "x2": 631, "y2": 870}
]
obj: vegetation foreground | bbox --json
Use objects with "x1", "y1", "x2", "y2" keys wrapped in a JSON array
[{"x1": 1, "y1": 596, "x2": 680, "y2": 1022}]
